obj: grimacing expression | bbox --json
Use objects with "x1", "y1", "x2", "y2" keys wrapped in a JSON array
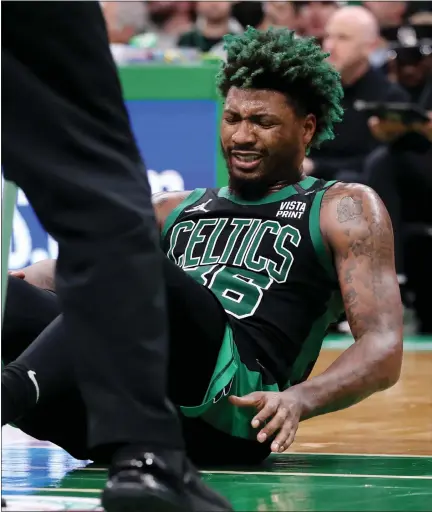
[{"x1": 220, "y1": 87, "x2": 316, "y2": 198}]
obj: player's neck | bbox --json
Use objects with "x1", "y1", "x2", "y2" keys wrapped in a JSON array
[
  {"x1": 229, "y1": 172, "x2": 306, "y2": 201},
  {"x1": 266, "y1": 173, "x2": 307, "y2": 195}
]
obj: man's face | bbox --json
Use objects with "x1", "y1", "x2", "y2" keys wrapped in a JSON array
[
  {"x1": 323, "y1": 14, "x2": 373, "y2": 74},
  {"x1": 220, "y1": 87, "x2": 315, "y2": 199},
  {"x1": 264, "y1": 1, "x2": 297, "y2": 29},
  {"x1": 299, "y1": 2, "x2": 338, "y2": 40},
  {"x1": 197, "y1": 1, "x2": 231, "y2": 22},
  {"x1": 147, "y1": 1, "x2": 177, "y2": 24},
  {"x1": 395, "y1": 50, "x2": 430, "y2": 89}
]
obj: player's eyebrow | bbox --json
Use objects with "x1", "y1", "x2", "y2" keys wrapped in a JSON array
[{"x1": 223, "y1": 109, "x2": 278, "y2": 118}]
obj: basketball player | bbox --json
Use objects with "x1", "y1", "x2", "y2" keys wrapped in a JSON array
[{"x1": 2, "y1": 27, "x2": 403, "y2": 471}]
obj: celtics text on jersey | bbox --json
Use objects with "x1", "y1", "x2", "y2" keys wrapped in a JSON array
[{"x1": 161, "y1": 176, "x2": 344, "y2": 393}]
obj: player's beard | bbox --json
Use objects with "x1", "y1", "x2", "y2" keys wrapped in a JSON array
[{"x1": 221, "y1": 142, "x2": 303, "y2": 201}]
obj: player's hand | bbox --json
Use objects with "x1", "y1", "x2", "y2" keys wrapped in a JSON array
[
  {"x1": 8, "y1": 270, "x2": 25, "y2": 279},
  {"x1": 229, "y1": 390, "x2": 303, "y2": 453},
  {"x1": 368, "y1": 116, "x2": 408, "y2": 143}
]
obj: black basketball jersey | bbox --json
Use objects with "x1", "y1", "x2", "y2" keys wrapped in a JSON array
[{"x1": 161, "y1": 176, "x2": 344, "y2": 390}]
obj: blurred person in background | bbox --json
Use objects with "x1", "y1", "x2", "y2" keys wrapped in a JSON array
[
  {"x1": 178, "y1": 2, "x2": 242, "y2": 55},
  {"x1": 364, "y1": 22, "x2": 432, "y2": 333},
  {"x1": 303, "y1": 6, "x2": 408, "y2": 183},
  {"x1": 146, "y1": 1, "x2": 194, "y2": 39},
  {"x1": 101, "y1": 2, "x2": 148, "y2": 61},
  {"x1": 102, "y1": 2, "x2": 147, "y2": 44},
  {"x1": 102, "y1": 1, "x2": 195, "y2": 52},
  {"x1": 363, "y1": 1, "x2": 407, "y2": 28},
  {"x1": 296, "y1": 1, "x2": 339, "y2": 44},
  {"x1": 405, "y1": 2, "x2": 432, "y2": 19},
  {"x1": 259, "y1": 1, "x2": 298, "y2": 31},
  {"x1": 231, "y1": 1, "x2": 265, "y2": 30},
  {"x1": 363, "y1": 1, "x2": 408, "y2": 69}
]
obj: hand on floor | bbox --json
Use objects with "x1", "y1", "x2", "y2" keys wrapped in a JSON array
[{"x1": 229, "y1": 391, "x2": 302, "y2": 453}]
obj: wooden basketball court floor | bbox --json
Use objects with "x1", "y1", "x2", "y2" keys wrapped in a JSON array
[{"x1": 2, "y1": 336, "x2": 431, "y2": 511}]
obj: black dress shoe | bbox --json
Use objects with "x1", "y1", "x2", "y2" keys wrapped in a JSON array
[
  {"x1": 102, "y1": 450, "x2": 232, "y2": 512},
  {"x1": 1, "y1": 498, "x2": 6, "y2": 509}
]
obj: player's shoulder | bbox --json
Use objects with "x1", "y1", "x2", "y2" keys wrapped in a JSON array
[
  {"x1": 321, "y1": 181, "x2": 380, "y2": 207},
  {"x1": 321, "y1": 182, "x2": 385, "y2": 220},
  {"x1": 152, "y1": 190, "x2": 195, "y2": 231},
  {"x1": 152, "y1": 187, "x2": 221, "y2": 209},
  {"x1": 320, "y1": 181, "x2": 391, "y2": 242},
  {"x1": 152, "y1": 190, "x2": 193, "y2": 207}
]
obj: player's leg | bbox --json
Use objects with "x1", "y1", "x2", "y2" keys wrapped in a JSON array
[
  {"x1": 2, "y1": 309, "x2": 94, "y2": 463},
  {"x1": 3, "y1": 260, "x2": 226, "y2": 411},
  {"x1": 163, "y1": 258, "x2": 228, "y2": 406},
  {"x1": 2, "y1": 275, "x2": 61, "y2": 365},
  {"x1": 2, "y1": 275, "x2": 63, "y2": 428},
  {"x1": 163, "y1": 258, "x2": 271, "y2": 465},
  {"x1": 1, "y1": 275, "x2": 89, "y2": 460},
  {"x1": 3, "y1": 263, "x2": 269, "y2": 466}
]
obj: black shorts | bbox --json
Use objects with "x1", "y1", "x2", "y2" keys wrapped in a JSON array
[{"x1": 3, "y1": 267, "x2": 271, "y2": 466}]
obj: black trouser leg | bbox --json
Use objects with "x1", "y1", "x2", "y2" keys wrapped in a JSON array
[{"x1": 2, "y1": 2, "x2": 181, "y2": 449}]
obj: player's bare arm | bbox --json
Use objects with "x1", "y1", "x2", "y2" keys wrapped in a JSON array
[
  {"x1": 9, "y1": 259, "x2": 57, "y2": 291},
  {"x1": 11, "y1": 191, "x2": 192, "y2": 291},
  {"x1": 231, "y1": 183, "x2": 403, "y2": 453},
  {"x1": 296, "y1": 183, "x2": 403, "y2": 415},
  {"x1": 151, "y1": 190, "x2": 192, "y2": 231}
]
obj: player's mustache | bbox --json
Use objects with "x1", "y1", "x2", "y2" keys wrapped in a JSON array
[{"x1": 229, "y1": 145, "x2": 266, "y2": 155}]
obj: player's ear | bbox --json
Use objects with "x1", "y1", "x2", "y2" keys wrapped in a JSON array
[{"x1": 302, "y1": 114, "x2": 316, "y2": 147}]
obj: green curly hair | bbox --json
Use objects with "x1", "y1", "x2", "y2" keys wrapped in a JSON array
[{"x1": 216, "y1": 27, "x2": 344, "y2": 149}]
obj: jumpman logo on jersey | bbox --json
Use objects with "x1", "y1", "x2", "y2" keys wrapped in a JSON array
[{"x1": 185, "y1": 199, "x2": 213, "y2": 213}]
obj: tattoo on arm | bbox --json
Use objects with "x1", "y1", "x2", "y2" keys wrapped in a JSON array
[
  {"x1": 323, "y1": 185, "x2": 402, "y2": 339},
  {"x1": 336, "y1": 196, "x2": 363, "y2": 223}
]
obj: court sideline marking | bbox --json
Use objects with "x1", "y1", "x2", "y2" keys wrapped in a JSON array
[
  {"x1": 3, "y1": 471, "x2": 431, "y2": 493},
  {"x1": 200, "y1": 470, "x2": 432, "y2": 480}
]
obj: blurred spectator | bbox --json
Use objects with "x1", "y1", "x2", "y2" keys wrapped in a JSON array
[
  {"x1": 405, "y1": 2, "x2": 432, "y2": 19},
  {"x1": 146, "y1": 1, "x2": 194, "y2": 38},
  {"x1": 103, "y1": 1, "x2": 195, "y2": 52},
  {"x1": 303, "y1": 6, "x2": 408, "y2": 182},
  {"x1": 260, "y1": 1, "x2": 298, "y2": 31},
  {"x1": 101, "y1": 2, "x2": 149, "y2": 62},
  {"x1": 363, "y1": 1, "x2": 407, "y2": 28},
  {"x1": 102, "y1": 2, "x2": 147, "y2": 44},
  {"x1": 231, "y1": 1, "x2": 264, "y2": 30},
  {"x1": 364, "y1": 23, "x2": 432, "y2": 331},
  {"x1": 178, "y1": 2, "x2": 242, "y2": 55},
  {"x1": 363, "y1": 1, "x2": 408, "y2": 68},
  {"x1": 296, "y1": 1, "x2": 339, "y2": 44},
  {"x1": 390, "y1": 25, "x2": 432, "y2": 101}
]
